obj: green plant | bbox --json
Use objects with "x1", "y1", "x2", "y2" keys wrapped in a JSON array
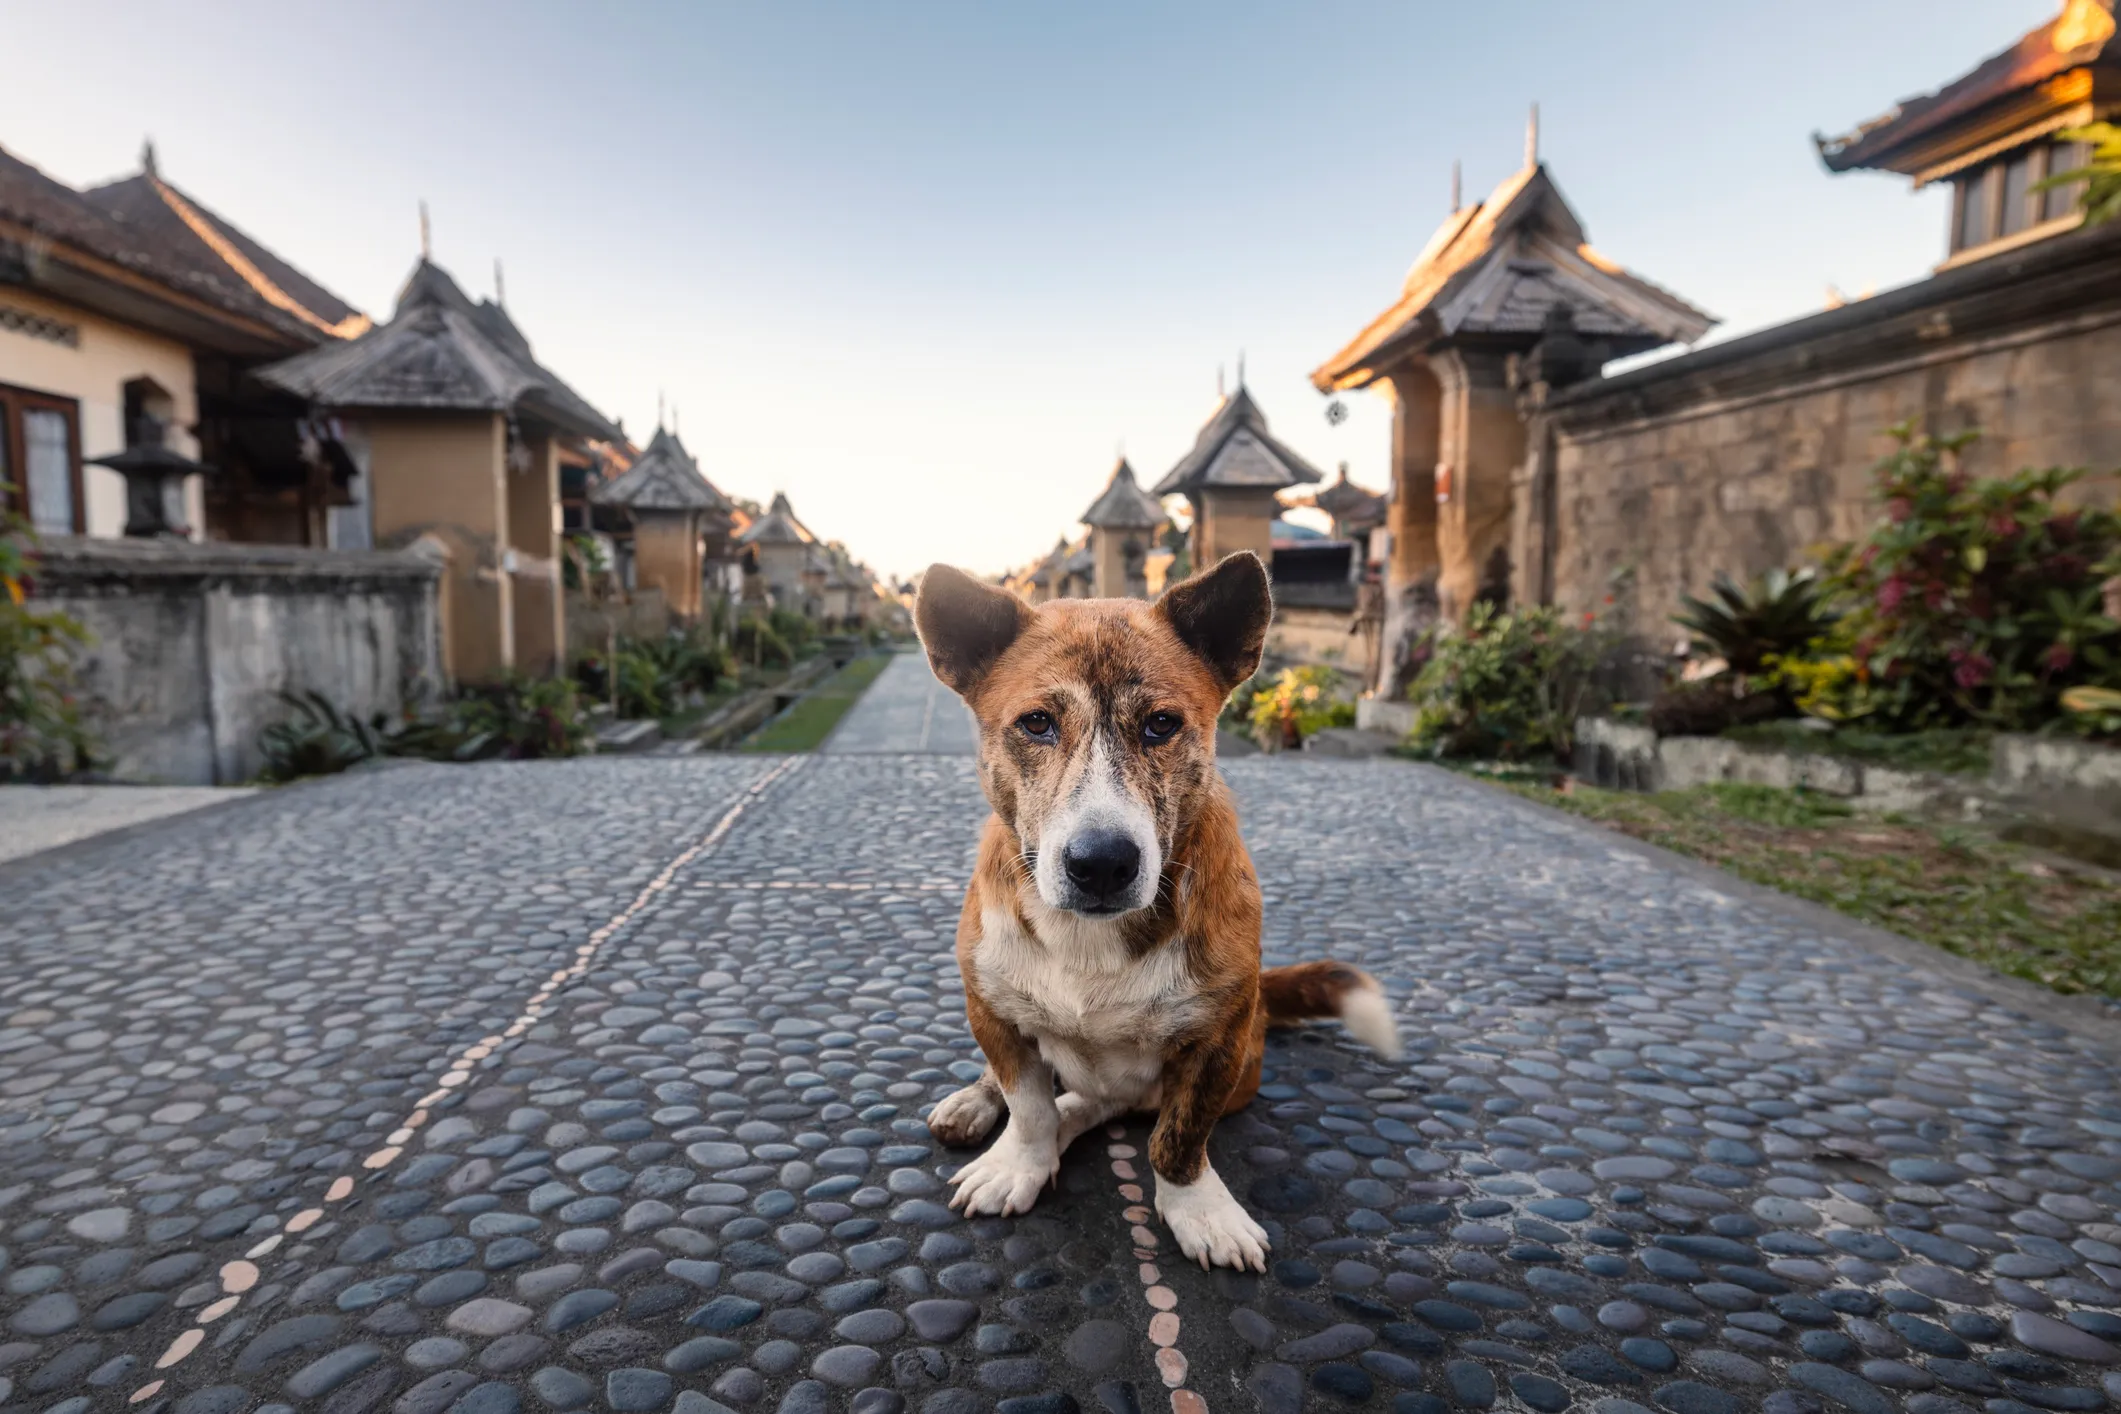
[
  {"x1": 436, "y1": 676, "x2": 592, "y2": 759},
  {"x1": 735, "y1": 613, "x2": 795, "y2": 669},
  {"x1": 257, "y1": 690, "x2": 385, "y2": 782},
  {"x1": 1241, "y1": 666, "x2": 1356, "y2": 749},
  {"x1": 0, "y1": 502, "x2": 95, "y2": 780},
  {"x1": 1403, "y1": 604, "x2": 1614, "y2": 764},
  {"x1": 1829, "y1": 425, "x2": 2121, "y2": 731},
  {"x1": 2063, "y1": 685, "x2": 2121, "y2": 740},
  {"x1": 2032, "y1": 122, "x2": 2121, "y2": 227},
  {"x1": 1674, "y1": 567, "x2": 1840, "y2": 680}
]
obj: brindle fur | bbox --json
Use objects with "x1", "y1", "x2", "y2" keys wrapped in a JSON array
[{"x1": 914, "y1": 552, "x2": 1395, "y2": 1265}]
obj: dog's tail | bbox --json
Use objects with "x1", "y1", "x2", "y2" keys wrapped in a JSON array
[{"x1": 1261, "y1": 961, "x2": 1402, "y2": 1060}]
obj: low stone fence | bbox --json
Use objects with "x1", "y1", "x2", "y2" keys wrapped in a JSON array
[
  {"x1": 33, "y1": 537, "x2": 443, "y2": 785},
  {"x1": 1574, "y1": 716, "x2": 2121, "y2": 862}
]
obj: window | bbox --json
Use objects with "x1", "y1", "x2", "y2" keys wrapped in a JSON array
[
  {"x1": 1953, "y1": 140, "x2": 2091, "y2": 254},
  {"x1": 2000, "y1": 150, "x2": 2035, "y2": 237},
  {"x1": 1956, "y1": 164, "x2": 1996, "y2": 251},
  {"x1": 2046, "y1": 140, "x2": 2090, "y2": 222},
  {"x1": 0, "y1": 384, "x2": 82, "y2": 534}
]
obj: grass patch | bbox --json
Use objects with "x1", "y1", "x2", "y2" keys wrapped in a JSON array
[
  {"x1": 657, "y1": 683, "x2": 746, "y2": 740},
  {"x1": 1495, "y1": 776, "x2": 2121, "y2": 998},
  {"x1": 741, "y1": 653, "x2": 893, "y2": 753},
  {"x1": 1721, "y1": 721, "x2": 1993, "y2": 777}
]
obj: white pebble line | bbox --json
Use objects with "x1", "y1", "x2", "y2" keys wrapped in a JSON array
[
  {"x1": 127, "y1": 755, "x2": 809, "y2": 1406},
  {"x1": 687, "y1": 880, "x2": 957, "y2": 892},
  {"x1": 1107, "y1": 1129, "x2": 1208, "y2": 1414}
]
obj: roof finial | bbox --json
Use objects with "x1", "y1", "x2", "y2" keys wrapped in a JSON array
[
  {"x1": 1217, "y1": 365, "x2": 1225, "y2": 399},
  {"x1": 1451, "y1": 159, "x2": 1462, "y2": 213},
  {"x1": 419, "y1": 201, "x2": 431, "y2": 261},
  {"x1": 494, "y1": 258, "x2": 506, "y2": 308},
  {"x1": 1526, "y1": 103, "x2": 1541, "y2": 169},
  {"x1": 140, "y1": 138, "x2": 158, "y2": 177},
  {"x1": 657, "y1": 390, "x2": 665, "y2": 430},
  {"x1": 1237, "y1": 351, "x2": 1246, "y2": 388},
  {"x1": 672, "y1": 404, "x2": 679, "y2": 436}
]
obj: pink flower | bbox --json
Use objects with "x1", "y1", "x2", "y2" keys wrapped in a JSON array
[
  {"x1": 1877, "y1": 577, "x2": 1907, "y2": 612},
  {"x1": 1949, "y1": 649, "x2": 1993, "y2": 690},
  {"x1": 2045, "y1": 642, "x2": 2075, "y2": 674}
]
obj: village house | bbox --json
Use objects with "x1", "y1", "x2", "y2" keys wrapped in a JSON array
[
  {"x1": 1316, "y1": 0, "x2": 2121, "y2": 698},
  {"x1": 737, "y1": 491, "x2": 820, "y2": 613},
  {"x1": 254, "y1": 257, "x2": 621, "y2": 682},
  {"x1": 1078, "y1": 457, "x2": 1166, "y2": 598},
  {"x1": 1512, "y1": 0, "x2": 2121, "y2": 660},
  {"x1": 0, "y1": 141, "x2": 367, "y2": 543},
  {"x1": 1311, "y1": 125, "x2": 1718, "y2": 692},
  {"x1": 586, "y1": 424, "x2": 736, "y2": 623},
  {"x1": 1150, "y1": 383, "x2": 1325, "y2": 572}
]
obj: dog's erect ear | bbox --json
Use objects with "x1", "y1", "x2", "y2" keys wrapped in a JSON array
[
  {"x1": 916, "y1": 564, "x2": 1033, "y2": 697},
  {"x1": 1156, "y1": 551, "x2": 1273, "y2": 691}
]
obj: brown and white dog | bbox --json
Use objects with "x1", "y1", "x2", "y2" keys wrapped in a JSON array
[{"x1": 913, "y1": 551, "x2": 1400, "y2": 1271}]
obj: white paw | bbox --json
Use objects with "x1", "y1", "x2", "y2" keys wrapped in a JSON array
[
  {"x1": 947, "y1": 1125, "x2": 1057, "y2": 1216},
  {"x1": 928, "y1": 1081, "x2": 1003, "y2": 1147},
  {"x1": 1156, "y1": 1165, "x2": 1269, "y2": 1271}
]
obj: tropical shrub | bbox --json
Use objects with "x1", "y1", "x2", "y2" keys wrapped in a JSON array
[
  {"x1": 1674, "y1": 567, "x2": 1840, "y2": 680},
  {"x1": 1241, "y1": 665, "x2": 1356, "y2": 750},
  {"x1": 257, "y1": 691, "x2": 386, "y2": 783},
  {"x1": 1825, "y1": 426, "x2": 2121, "y2": 730},
  {"x1": 576, "y1": 625, "x2": 732, "y2": 719},
  {"x1": 1403, "y1": 604, "x2": 1613, "y2": 764},
  {"x1": 0, "y1": 503, "x2": 95, "y2": 780},
  {"x1": 735, "y1": 613, "x2": 795, "y2": 669}
]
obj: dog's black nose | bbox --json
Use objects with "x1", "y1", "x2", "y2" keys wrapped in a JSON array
[{"x1": 1062, "y1": 829, "x2": 1141, "y2": 901}]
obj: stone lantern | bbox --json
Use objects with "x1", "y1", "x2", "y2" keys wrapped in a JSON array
[{"x1": 89, "y1": 416, "x2": 210, "y2": 538}]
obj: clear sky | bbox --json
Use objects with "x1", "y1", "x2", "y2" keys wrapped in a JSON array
[{"x1": 3, "y1": 0, "x2": 2053, "y2": 579}]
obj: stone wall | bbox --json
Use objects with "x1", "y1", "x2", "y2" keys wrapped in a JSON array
[
  {"x1": 1523, "y1": 221, "x2": 2121, "y2": 640},
  {"x1": 33, "y1": 537, "x2": 443, "y2": 785}
]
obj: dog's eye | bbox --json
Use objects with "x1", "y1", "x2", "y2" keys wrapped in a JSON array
[
  {"x1": 1142, "y1": 711, "x2": 1182, "y2": 744},
  {"x1": 1017, "y1": 710, "x2": 1057, "y2": 741}
]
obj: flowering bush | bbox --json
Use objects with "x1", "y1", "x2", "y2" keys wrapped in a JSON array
[
  {"x1": 1239, "y1": 665, "x2": 1355, "y2": 750},
  {"x1": 0, "y1": 502, "x2": 95, "y2": 780},
  {"x1": 1827, "y1": 425, "x2": 2121, "y2": 731},
  {"x1": 1403, "y1": 604, "x2": 1614, "y2": 763}
]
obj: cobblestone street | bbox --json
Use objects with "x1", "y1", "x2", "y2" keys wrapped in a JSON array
[{"x1": 7, "y1": 737, "x2": 2121, "y2": 1414}]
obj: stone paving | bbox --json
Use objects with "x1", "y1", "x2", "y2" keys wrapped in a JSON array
[
  {"x1": 6, "y1": 751, "x2": 2121, "y2": 1414},
  {"x1": 821, "y1": 657, "x2": 975, "y2": 756}
]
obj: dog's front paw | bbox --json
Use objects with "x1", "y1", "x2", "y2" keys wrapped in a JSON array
[
  {"x1": 928, "y1": 1079, "x2": 1004, "y2": 1147},
  {"x1": 1156, "y1": 1166, "x2": 1269, "y2": 1271},
  {"x1": 948, "y1": 1126, "x2": 1057, "y2": 1216}
]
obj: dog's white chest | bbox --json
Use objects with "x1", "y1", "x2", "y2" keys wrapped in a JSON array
[{"x1": 973, "y1": 903, "x2": 1193, "y2": 1104}]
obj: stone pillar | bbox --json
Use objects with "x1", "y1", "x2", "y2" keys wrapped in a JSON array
[
  {"x1": 1375, "y1": 363, "x2": 1443, "y2": 697},
  {"x1": 1090, "y1": 528, "x2": 1127, "y2": 598},
  {"x1": 1433, "y1": 348, "x2": 1525, "y2": 624},
  {"x1": 366, "y1": 412, "x2": 512, "y2": 683},
  {"x1": 508, "y1": 432, "x2": 565, "y2": 676}
]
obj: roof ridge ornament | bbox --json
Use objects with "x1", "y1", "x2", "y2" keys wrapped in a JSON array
[{"x1": 1527, "y1": 103, "x2": 1541, "y2": 170}]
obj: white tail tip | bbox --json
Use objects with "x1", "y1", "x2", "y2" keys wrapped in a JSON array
[{"x1": 1340, "y1": 979, "x2": 1402, "y2": 1061}]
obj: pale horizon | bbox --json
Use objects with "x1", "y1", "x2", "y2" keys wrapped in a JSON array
[{"x1": 4, "y1": 0, "x2": 2051, "y2": 580}]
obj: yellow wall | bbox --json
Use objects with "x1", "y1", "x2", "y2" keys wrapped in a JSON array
[
  {"x1": 634, "y1": 513, "x2": 703, "y2": 620},
  {"x1": 1194, "y1": 487, "x2": 1280, "y2": 571},
  {"x1": 0, "y1": 287, "x2": 203, "y2": 537},
  {"x1": 365, "y1": 413, "x2": 510, "y2": 682}
]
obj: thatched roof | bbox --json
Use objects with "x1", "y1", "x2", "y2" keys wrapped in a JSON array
[
  {"x1": 737, "y1": 491, "x2": 814, "y2": 547},
  {"x1": 1307, "y1": 465, "x2": 1388, "y2": 527},
  {"x1": 1080, "y1": 458, "x2": 1167, "y2": 529},
  {"x1": 1817, "y1": 0, "x2": 2121, "y2": 178},
  {"x1": 1311, "y1": 164, "x2": 1714, "y2": 393},
  {"x1": 1150, "y1": 386, "x2": 1324, "y2": 498},
  {"x1": 590, "y1": 427, "x2": 728, "y2": 513},
  {"x1": 254, "y1": 259, "x2": 619, "y2": 441}
]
